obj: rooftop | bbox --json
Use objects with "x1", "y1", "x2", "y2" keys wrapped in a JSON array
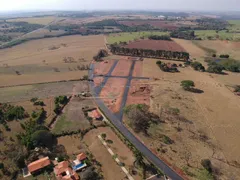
[{"x1": 27, "y1": 157, "x2": 51, "y2": 173}]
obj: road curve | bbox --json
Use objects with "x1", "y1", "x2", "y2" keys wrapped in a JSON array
[{"x1": 89, "y1": 62, "x2": 184, "y2": 180}]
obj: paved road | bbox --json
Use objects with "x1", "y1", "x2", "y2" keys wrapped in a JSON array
[{"x1": 89, "y1": 61, "x2": 183, "y2": 180}]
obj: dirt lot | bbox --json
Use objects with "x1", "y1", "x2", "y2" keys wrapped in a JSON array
[
  {"x1": 132, "y1": 60, "x2": 143, "y2": 77},
  {"x1": 83, "y1": 127, "x2": 141, "y2": 180},
  {"x1": 130, "y1": 58, "x2": 240, "y2": 179},
  {"x1": 93, "y1": 60, "x2": 115, "y2": 75},
  {"x1": 0, "y1": 35, "x2": 105, "y2": 86},
  {"x1": 100, "y1": 78, "x2": 127, "y2": 113},
  {"x1": 111, "y1": 60, "x2": 132, "y2": 76},
  {"x1": 126, "y1": 79, "x2": 151, "y2": 107},
  {"x1": 125, "y1": 39, "x2": 186, "y2": 52}
]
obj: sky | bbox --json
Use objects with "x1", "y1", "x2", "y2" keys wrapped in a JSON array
[{"x1": 0, "y1": 0, "x2": 239, "y2": 12}]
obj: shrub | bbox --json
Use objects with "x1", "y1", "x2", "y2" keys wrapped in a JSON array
[
  {"x1": 234, "y1": 85, "x2": 240, "y2": 93},
  {"x1": 156, "y1": 61, "x2": 162, "y2": 65},
  {"x1": 212, "y1": 54, "x2": 216, "y2": 58},
  {"x1": 191, "y1": 61, "x2": 205, "y2": 72},
  {"x1": 201, "y1": 159, "x2": 212, "y2": 173},
  {"x1": 207, "y1": 63, "x2": 224, "y2": 74},
  {"x1": 30, "y1": 97, "x2": 38, "y2": 102},
  {"x1": 101, "y1": 133, "x2": 106, "y2": 139},
  {"x1": 219, "y1": 54, "x2": 229, "y2": 58},
  {"x1": 106, "y1": 139, "x2": 113, "y2": 144},
  {"x1": 181, "y1": 80, "x2": 195, "y2": 91},
  {"x1": 162, "y1": 135, "x2": 173, "y2": 144},
  {"x1": 33, "y1": 101, "x2": 45, "y2": 106}
]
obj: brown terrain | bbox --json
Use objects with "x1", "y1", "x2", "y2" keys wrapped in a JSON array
[
  {"x1": 125, "y1": 39, "x2": 187, "y2": 52},
  {"x1": 93, "y1": 60, "x2": 115, "y2": 75},
  {"x1": 111, "y1": 60, "x2": 132, "y2": 76}
]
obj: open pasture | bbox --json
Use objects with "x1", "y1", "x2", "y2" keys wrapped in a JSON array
[
  {"x1": 0, "y1": 35, "x2": 105, "y2": 86},
  {"x1": 107, "y1": 31, "x2": 169, "y2": 44},
  {"x1": 7, "y1": 16, "x2": 58, "y2": 25}
]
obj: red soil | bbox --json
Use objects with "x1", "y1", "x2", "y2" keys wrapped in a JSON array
[
  {"x1": 132, "y1": 61, "x2": 143, "y2": 77},
  {"x1": 93, "y1": 77, "x2": 104, "y2": 87},
  {"x1": 126, "y1": 79, "x2": 151, "y2": 106},
  {"x1": 100, "y1": 78, "x2": 127, "y2": 113},
  {"x1": 124, "y1": 40, "x2": 186, "y2": 52},
  {"x1": 94, "y1": 60, "x2": 114, "y2": 75},
  {"x1": 111, "y1": 60, "x2": 132, "y2": 76}
]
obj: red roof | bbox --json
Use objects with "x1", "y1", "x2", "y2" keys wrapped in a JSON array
[
  {"x1": 28, "y1": 157, "x2": 51, "y2": 173},
  {"x1": 77, "y1": 153, "x2": 87, "y2": 161},
  {"x1": 54, "y1": 161, "x2": 79, "y2": 180},
  {"x1": 92, "y1": 109, "x2": 102, "y2": 119}
]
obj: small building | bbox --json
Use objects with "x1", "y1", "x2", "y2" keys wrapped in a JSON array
[
  {"x1": 72, "y1": 153, "x2": 87, "y2": 171},
  {"x1": 90, "y1": 109, "x2": 103, "y2": 120},
  {"x1": 23, "y1": 157, "x2": 51, "y2": 178},
  {"x1": 54, "y1": 161, "x2": 79, "y2": 180}
]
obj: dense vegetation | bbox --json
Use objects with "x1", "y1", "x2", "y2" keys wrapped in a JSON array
[
  {"x1": 148, "y1": 35, "x2": 171, "y2": 40},
  {"x1": 170, "y1": 30, "x2": 197, "y2": 40},
  {"x1": 110, "y1": 44, "x2": 189, "y2": 60},
  {"x1": 54, "y1": 96, "x2": 68, "y2": 115},
  {"x1": 0, "y1": 35, "x2": 12, "y2": 42},
  {"x1": 1, "y1": 21, "x2": 44, "y2": 33},
  {"x1": 205, "y1": 58, "x2": 240, "y2": 73},
  {"x1": 93, "y1": 49, "x2": 108, "y2": 61},
  {"x1": 195, "y1": 18, "x2": 228, "y2": 30},
  {"x1": 156, "y1": 60, "x2": 179, "y2": 72}
]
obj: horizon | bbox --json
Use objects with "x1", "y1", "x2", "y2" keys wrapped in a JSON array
[{"x1": 0, "y1": 0, "x2": 239, "y2": 13}]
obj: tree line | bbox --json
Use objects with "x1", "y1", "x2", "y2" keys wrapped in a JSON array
[
  {"x1": 148, "y1": 35, "x2": 172, "y2": 41},
  {"x1": 110, "y1": 45, "x2": 189, "y2": 60}
]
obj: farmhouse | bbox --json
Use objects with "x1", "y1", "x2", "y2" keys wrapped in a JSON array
[
  {"x1": 22, "y1": 156, "x2": 51, "y2": 177},
  {"x1": 54, "y1": 161, "x2": 79, "y2": 180},
  {"x1": 89, "y1": 109, "x2": 103, "y2": 120},
  {"x1": 72, "y1": 153, "x2": 88, "y2": 171}
]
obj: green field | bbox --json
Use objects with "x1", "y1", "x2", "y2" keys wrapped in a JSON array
[
  {"x1": 107, "y1": 31, "x2": 169, "y2": 44},
  {"x1": 228, "y1": 20, "x2": 240, "y2": 31},
  {"x1": 195, "y1": 30, "x2": 240, "y2": 41}
]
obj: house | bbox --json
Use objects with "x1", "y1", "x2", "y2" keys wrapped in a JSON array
[
  {"x1": 91, "y1": 109, "x2": 103, "y2": 120},
  {"x1": 72, "y1": 153, "x2": 87, "y2": 171},
  {"x1": 54, "y1": 161, "x2": 79, "y2": 180},
  {"x1": 23, "y1": 157, "x2": 51, "y2": 178}
]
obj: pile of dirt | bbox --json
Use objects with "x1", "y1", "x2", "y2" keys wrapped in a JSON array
[{"x1": 130, "y1": 84, "x2": 151, "y2": 96}]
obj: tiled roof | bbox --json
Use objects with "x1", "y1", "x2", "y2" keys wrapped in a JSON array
[
  {"x1": 77, "y1": 153, "x2": 87, "y2": 161},
  {"x1": 28, "y1": 157, "x2": 51, "y2": 173}
]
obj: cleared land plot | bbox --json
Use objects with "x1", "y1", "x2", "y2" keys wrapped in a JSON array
[
  {"x1": 126, "y1": 79, "x2": 151, "y2": 106},
  {"x1": 0, "y1": 35, "x2": 105, "y2": 86},
  {"x1": 132, "y1": 60, "x2": 143, "y2": 77},
  {"x1": 93, "y1": 60, "x2": 115, "y2": 75},
  {"x1": 83, "y1": 127, "x2": 141, "y2": 180},
  {"x1": 93, "y1": 77, "x2": 104, "y2": 87},
  {"x1": 100, "y1": 78, "x2": 127, "y2": 113},
  {"x1": 111, "y1": 60, "x2": 132, "y2": 76},
  {"x1": 0, "y1": 81, "x2": 89, "y2": 103},
  {"x1": 107, "y1": 31, "x2": 169, "y2": 44},
  {"x1": 125, "y1": 39, "x2": 186, "y2": 52},
  {"x1": 195, "y1": 30, "x2": 240, "y2": 41},
  {"x1": 52, "y1": 98, "x2": 93, "y2": 134},
  {"x1": 139, "y1": 58, "x2": 240, "y2": 179},
  {"x1": 193, "y1": 40, "x2": 240, "y2": 60},
  {"x1": 57, "y1": 135, "x2": 83, "y2": 155},
  {"x1": 7, "y1": 16, "x2": 58, "y2": 25}
]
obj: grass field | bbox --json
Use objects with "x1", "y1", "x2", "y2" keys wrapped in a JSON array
[
  {"x1": 195, "y1": 30, "x2": 240, "y2": 41},
  {"x1": 107, "y1": 31, "x2": 169, "y2": 44},
  {"x1": 228, "y1": 20, "x2": 240, "y2": 31},
  {"x1": 7, "y1": 16, "x2": 58, "y2": 25},
  {"x1": 0, "y1": 35, "x2": 105, "y2": 86}
]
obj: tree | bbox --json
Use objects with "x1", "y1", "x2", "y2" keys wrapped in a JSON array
[
  {"x1": 201, "y1": 159, "x2": 212, "y2": 173},
  {"x1": 31, "y1": 130, "x2": 54, "y2": 149},
  {"x1": 234, "y1": 85, "x2": 240, "y2": 93},
  {"x1": 134, "y1": 151, "x2": 145, "y2": 168},
  {"x1": 181, "y1": 80, "x2": 195, "y2": 91},
  {"x1": 30, "y1": 97, "x2": 38, "y2": 103},
  {"x1": 212, "y1": 54, "x2": 216, "y2": 58},
  {"x1": 191, "y1": 61, "x2": 205, "y2": 72},
  {"x1": 207, "y1": 63, "x2": 224, "y2": 74}
]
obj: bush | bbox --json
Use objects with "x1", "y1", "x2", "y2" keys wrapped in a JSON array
[
  {"x1": 191, "y1": 61, "x2": 205, "y2": 72},
  {"x1": 156, "y1": 61, "x2": 162, "y2": 65},
  {"x1": 33, "y1": 101, "x2": 45, "y2": 106},
  {"x1": 234, "y1": 85, "x2": 240, "y2": 93},
  {"x1": 106, "y1": 139, "x2": 113, "y2": 144},
  {"x1": 201, "y1": 159, "x2": 212, "y2": 173},
  {"x1": 162, "y1": 135, "x2": 173, "y2": 144},
  {"x1": 219, "y1": 54, "x2": 229, "y2": 58},
  {"x1": 101, "y1": 133, "x2": 106, "y2": 139},
  {"x1": 207, "y1": 63, "x2": 224, "y2": 74},
  {"x1": 212, "y1": 54, "x2": 216, "y2": 58},
  {"x1": 181, "y1": 80, "x2": 195, "y2": 91},
  {"x1": 30, "y1": 97, "x2": 38, "y2": 102}
]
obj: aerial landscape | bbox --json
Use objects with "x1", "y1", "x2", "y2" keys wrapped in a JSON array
[{"x1": 0, "y1": 0, "x2": 240, "y2": 180}]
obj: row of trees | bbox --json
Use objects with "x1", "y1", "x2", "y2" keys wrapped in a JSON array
[
  {"x1": 110, "y1": 45, "x2": 189, "y2": 60},
  {"x1": 156, "y1": 60, "x2": 179, "y2": 72},
  {"x1": 170, "y1": 30, "x2": 198, "y2": 40},
  {"x1": 148, "y1": 35, "x2": 171, "y2": 41}
]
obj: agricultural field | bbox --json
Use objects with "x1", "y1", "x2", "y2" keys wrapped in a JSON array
[
  {"x1": 195, "y1": 30, "x2": 240, "y2": 41},
  {"x1": 107, "y1": 31, "x2": 169, "y2": 44},
  {"x1": 7, "y1": 16, "x2": 58, "y2": 25},
  {"x1": 124, "y1": 39, "x2": 186, "y2": 52},
  {"x1": 0, "y1": 35, "x2": 105, "y2": 86}
]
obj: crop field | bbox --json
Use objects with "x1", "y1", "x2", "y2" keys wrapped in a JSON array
[
  {"x1": 124, "y1": 39, "x2": 187, "y2": 52},
  {"x1": 0, "y1": 35, "x2": 105, "y2": 86},
  {"x1": 195, "y1": 30, "x2": 240, "y2": 41},
  {"x1": 107, "y1": 31, "x2": 169, "y2": 44},
  {"x1": 7, "y1": 16, "x2": 58, "y2": 25}
]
